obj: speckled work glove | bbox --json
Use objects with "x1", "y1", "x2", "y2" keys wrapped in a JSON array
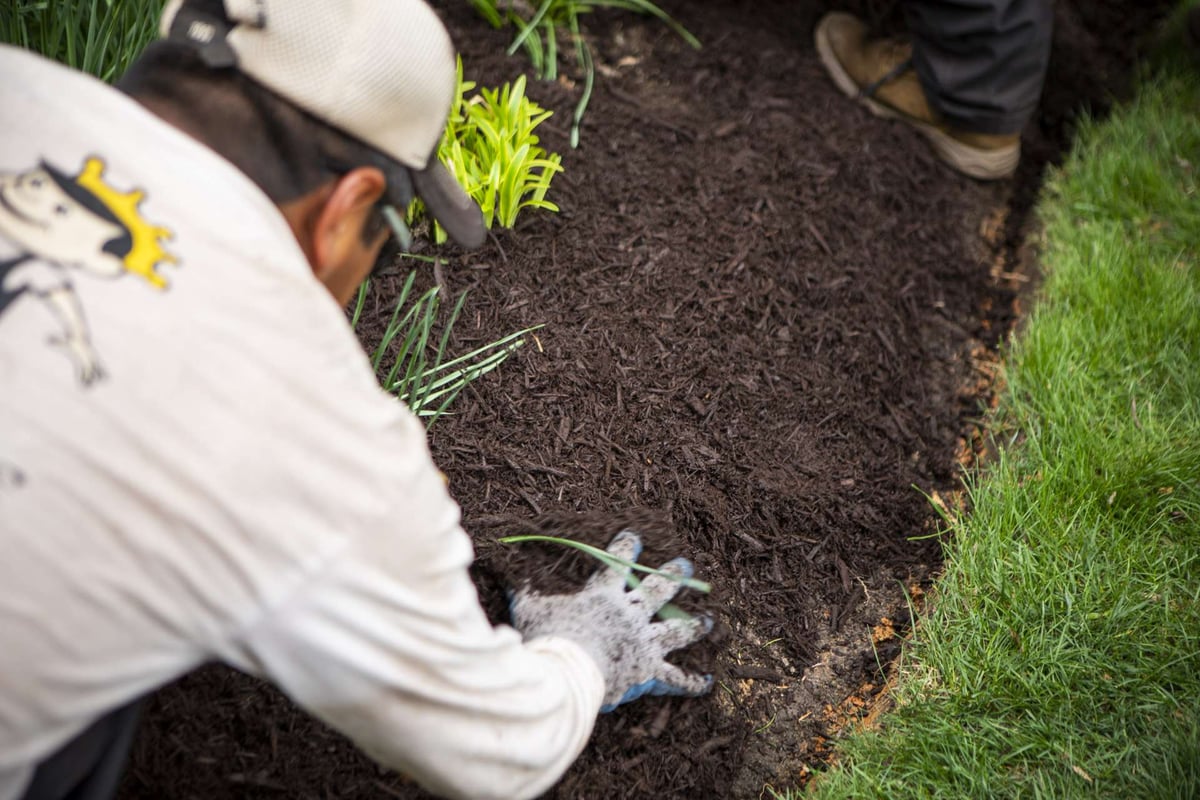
[{"x1": 510, "y1": 530, "x2": 714, "y2": 712}]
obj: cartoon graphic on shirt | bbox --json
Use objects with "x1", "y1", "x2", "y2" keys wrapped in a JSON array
[{"x1": 0, "y1": 156, "x2": 176, "y2": 385}]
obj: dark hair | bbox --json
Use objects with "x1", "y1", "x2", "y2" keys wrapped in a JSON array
[{"x1": 117, "y1": 25, "x2": 390, "y2": 245}]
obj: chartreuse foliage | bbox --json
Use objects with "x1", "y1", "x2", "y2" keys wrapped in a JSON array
[
  {"x1": 415, "y1": 58, "x2": 563, "y2": 244},
  {"x1": 784, "y1": 8, "x2": 1200, "y2": 800},
  {"x1": 469, "y1": 0, "x2": 700, "y2": 146}
]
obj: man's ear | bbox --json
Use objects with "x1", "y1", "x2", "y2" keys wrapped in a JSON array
[{"x1": 310, "y1": 166, "x2": 388, "y2": 283}]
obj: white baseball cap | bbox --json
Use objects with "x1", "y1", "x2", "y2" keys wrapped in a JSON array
[{"x1": 160, "y1": 0, "x2": 486, "y2": 248}]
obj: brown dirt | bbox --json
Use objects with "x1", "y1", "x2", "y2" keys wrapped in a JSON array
[{"x1": 119, "y1": 1, "x2": 1175, "y2": 798}]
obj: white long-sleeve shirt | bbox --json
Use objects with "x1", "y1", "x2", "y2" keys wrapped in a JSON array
[{"x1": 0, "y1": 45, "x2": 602, "y2": 800}]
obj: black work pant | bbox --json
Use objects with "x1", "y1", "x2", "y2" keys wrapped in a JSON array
[
  {"x1": 20, "y1": 700, "x2": 142, "y2": 800},
  {"x1": 904, "y1": 0, "x2": 1054, "y2": 134}
]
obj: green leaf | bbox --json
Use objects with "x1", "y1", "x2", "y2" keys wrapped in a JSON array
[
  {"x1": 498, "y1": 534, "x2": 713, "y2": 594},
  {"x1": 352, "y1": 272, "x2": 539, "y2": 428}
]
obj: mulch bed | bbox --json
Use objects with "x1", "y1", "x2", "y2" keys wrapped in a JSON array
[{"x1": 119, "y1": 1, "x2": 1174, "y2": 797}]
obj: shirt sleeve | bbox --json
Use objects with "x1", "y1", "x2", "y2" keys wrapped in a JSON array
[{"x1": 218, "y1": 434, "x2": 604, "y2": 800}]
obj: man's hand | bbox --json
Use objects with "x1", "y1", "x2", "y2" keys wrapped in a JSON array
[{"x1": 510, "y1": 530, "x2": 713, "y2": 712}]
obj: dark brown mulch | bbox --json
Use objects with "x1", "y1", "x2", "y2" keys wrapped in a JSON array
[{"x1": 119, "y1": 1, "x2": 1175, "y2": 798}]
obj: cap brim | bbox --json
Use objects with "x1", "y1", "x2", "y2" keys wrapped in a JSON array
[{"x1": 409, "y1": 162, "x2": 486, "y2": 249}]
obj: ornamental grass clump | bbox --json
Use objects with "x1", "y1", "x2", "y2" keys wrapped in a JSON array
[
  {"x1": 469, "y1": 0, "x2": 700, "y2": 146},
  {"x1": 1, "y1": 0, "x2": 160, "y2": 82},
  {"x1": 351, "y1": 272, "x2": 539, "y2": 427},
  {"x1": 412, "y1": 59, "x2": 563, "y2": 243}
]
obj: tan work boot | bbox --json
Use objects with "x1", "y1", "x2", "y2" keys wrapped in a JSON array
[{"x1": 814, "y1": 11, "x2": 1020, "y2": 180}]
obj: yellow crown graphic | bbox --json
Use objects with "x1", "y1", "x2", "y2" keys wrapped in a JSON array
[{"x1": 75, "y1": 157, "x2": 176, "y2": 289}]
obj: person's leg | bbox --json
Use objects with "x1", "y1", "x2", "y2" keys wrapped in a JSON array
[
  {"x1": 905, "y1": 0, "x2": 1054, "y2": 135},
  {"x1": 21, "y1": 700, "x2": 142, "y2": 800},
  {"x1": 814, "y1": 0, "x2": 1052, "y2": 179}
]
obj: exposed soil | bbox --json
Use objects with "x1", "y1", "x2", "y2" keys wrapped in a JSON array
[{"x1": 120, "y1": 1, "x2": 1175, "y2": 798}]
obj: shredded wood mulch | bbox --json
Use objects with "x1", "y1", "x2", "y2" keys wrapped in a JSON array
[{"x1": 120, "y1": 1, "x2": 1174, "y2": 797}]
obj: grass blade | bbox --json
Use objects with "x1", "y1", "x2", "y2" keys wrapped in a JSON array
[{"x1": 499, "y1": 534, "x2": 713, "y2": 593}]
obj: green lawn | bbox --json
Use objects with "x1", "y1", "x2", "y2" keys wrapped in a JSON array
[{"x1": 793, "y1": 8, "x2": 1200, "y2": 799}]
